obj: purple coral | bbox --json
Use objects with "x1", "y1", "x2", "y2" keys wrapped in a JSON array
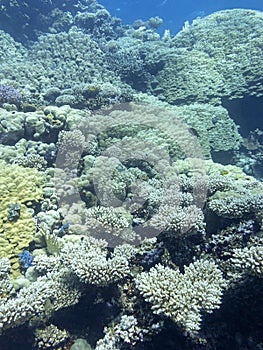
[{"x1": 0, "y1": 84, "x2": 22, "y2": 106}]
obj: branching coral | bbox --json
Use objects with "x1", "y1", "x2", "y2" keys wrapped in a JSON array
[
  {"x1": 231, "y1": 237, "x2": 263, "y2": 277},
  {"x1": 60, "y1": 236, "x2": 130, "y2": 286},
  {"x1": 135, "y1": 260, "x2": 227, "y2": 335},
  {"x1": 0, "y1": 268, "x2": 81, "y2": 334}
]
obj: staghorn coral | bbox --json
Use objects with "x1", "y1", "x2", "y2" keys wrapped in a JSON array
[{"x1": 135, "y1": 260, "x2": 227, "y2": 335}]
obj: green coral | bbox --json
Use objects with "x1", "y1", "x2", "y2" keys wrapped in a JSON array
[
  {"x1": 174, "y1": 103, "x2": 242, "y2": 158},
  {"x1": 156, "y1": 48, "x2": 224, "y2": 105},
  {"x1": 0, "y1": 161, "x2": 45, "y2": 275},
  {"x1": 170, "y1": 9, "x2": 263, "y2": 100},
  {"x1": 133, "y1": 95, "x2": 242, "y2": 158}
]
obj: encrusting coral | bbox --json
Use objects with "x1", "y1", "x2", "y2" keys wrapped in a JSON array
[{"x1": 0, "y1": 161, "x2": 45, "y2": 275}]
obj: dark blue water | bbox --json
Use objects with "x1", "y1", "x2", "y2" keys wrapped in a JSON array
[{"x1": 100, "y1": 0, "x2": 263, "y2": 34}]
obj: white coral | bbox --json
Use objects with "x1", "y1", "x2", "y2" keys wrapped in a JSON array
[{"x1": 135, "y1": 260, "x2": 226, "y2": 334}]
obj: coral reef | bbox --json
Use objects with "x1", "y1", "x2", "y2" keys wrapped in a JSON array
[
  {"x1": 0, "y1": 0, "x2": 112, "y2": 42},
  {"x1": 34, "y1": 324, "x2": 70, "y2": 350},
  {"x1": 0, "y1": 85, "x2": 22, "y2": 107},
  {"x1": 0, "y1": 28, "x2": 133, "y2": 108},
  {"x1": 154, "y1": 48, "x2": 224, "y2": 105},
  {"x1": 96, "y1": 315, "x2": 145, "y2": 349},
  {"x1": 0, "y1": 268, "x2": 81, "y2": 334},
  {"x1": 231, "y1": 237, "x2": 263, "y2": 277},
  {"x1": 0, "y1": 3, "x2": 262, "y2": 350}
]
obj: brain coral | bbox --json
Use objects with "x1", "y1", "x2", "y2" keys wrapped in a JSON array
[{"x1": 0, "y1": 161, "x2": 45, "y2": 275}]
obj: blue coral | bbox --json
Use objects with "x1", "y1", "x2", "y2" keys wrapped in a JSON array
[{"x1": 18, "y1": 250, "x2": 33, "y2": 269}]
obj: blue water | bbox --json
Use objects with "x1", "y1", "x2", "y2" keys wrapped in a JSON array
[{"x1": 100, "y1": 0, "x2": 263, "y2": 34}]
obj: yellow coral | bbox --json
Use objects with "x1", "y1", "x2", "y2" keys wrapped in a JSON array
[{"x1": 0, "y1": 161, "x2": 45, "y2": 276}]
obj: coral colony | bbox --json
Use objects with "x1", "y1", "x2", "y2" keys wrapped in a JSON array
[
  {"x1": 0, "y1": 1, "x2": 262, "y2": 349},
  {"x1": 0, "y1": 85, "x2": 22, "y2": 106}
]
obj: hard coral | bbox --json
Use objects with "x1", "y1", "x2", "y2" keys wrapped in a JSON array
[
  {"x1": 0, "y1": 85, "x2": 22, "y2": 106},
  {"x1": 0, "y1": 161, "x2": 45, "y2": 275}
]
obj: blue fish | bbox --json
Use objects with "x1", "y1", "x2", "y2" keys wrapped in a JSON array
[{"x1": 58, "y1": 222, "x2": 70, "y2": 234}]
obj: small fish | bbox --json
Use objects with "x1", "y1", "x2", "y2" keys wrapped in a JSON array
[{"x1": 58, "y1": 222, "x2": 70, "y2": 234}]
